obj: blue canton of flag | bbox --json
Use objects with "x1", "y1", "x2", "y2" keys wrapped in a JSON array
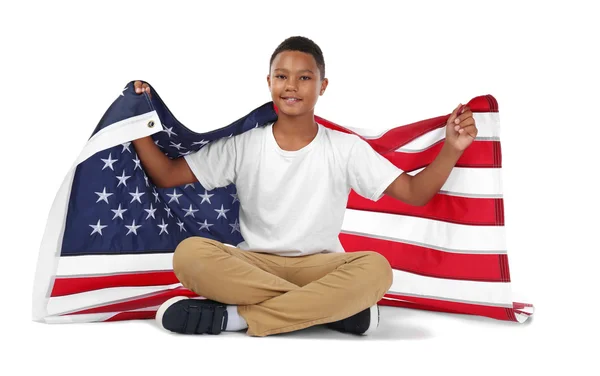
[{"x1": 60, "y1": 81, "x2": 278, "y2": 256}]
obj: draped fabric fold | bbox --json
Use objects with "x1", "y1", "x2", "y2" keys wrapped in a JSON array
[{"x1": 32, "y1": 81, "x2": 533, "y2": 324}]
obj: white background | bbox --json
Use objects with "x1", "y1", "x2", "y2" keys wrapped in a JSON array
[{"x1": 2, "y1": 0, "x2": 598, "y2": 374}]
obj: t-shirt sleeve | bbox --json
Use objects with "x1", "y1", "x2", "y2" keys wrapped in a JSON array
[
  {"x1": 347, "y1": 137, "x2": 404, "y2": 201},
  {"x1": 183, "y1": 136, "x2": 237, "y2": 191}
]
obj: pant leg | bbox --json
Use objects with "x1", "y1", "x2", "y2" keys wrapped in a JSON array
[
  {"x1": 172, "y1": 236, "x2": 393, "y2": 337},
  {"x1": 172, "y1": 236, "x2": 298, "y2": 305},
  {"x1": 238, "y1": 250, "x2": 393, "y2": 337}
]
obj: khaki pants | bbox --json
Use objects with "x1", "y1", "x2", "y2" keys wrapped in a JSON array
[{"x1": 172, "y1": 237, "x2": 393, "y2": 337}]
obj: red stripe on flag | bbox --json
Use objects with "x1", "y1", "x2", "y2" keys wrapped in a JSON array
[
  {"x1": 513, "y1": 302, "x2": 533, "y2": 310},
  {"x1": 51, "y1": 271, "x2": 180, "y2": 297},
  {"x1": 386, "y1": 140, "x2": 502, "y2": 171},
  {"x1": 470, "y1": 95, "x2": 498, "y2": 113},
  {"x1": 347, "y1": 191, "x2": 504, "y2": 226},
  {"x1": 379, "y1": 293, "x2": 517, "y2": 322},
  {"x1": 105, "y1": 310, "x2": 157, "y2": 322},
  {"x1": 340, "y1": 233, "x2": 507, "y2": 282},
  {"x1": 493, "y1": 139, "x2": 502, "y2": 167},
  {"x1": 315, "y1": 95, "x2": 497, "y2": 155},
  {"x1": 318, "y1": 115, "x2": 447, "y2": 154}
]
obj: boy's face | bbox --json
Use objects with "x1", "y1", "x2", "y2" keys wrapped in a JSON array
[{"x1": 267, "y1": 50, "x2": 328, "y2": 118}]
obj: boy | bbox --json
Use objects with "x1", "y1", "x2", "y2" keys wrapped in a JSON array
[{"x1": 132, "y1": 36, "x2": 477, "y2": 337}]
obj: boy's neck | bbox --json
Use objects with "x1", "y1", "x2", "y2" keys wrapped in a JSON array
[{"x1": 272, "y1": 112, "x2": 318, "y2": 140}]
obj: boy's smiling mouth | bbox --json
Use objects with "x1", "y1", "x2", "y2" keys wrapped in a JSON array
[{"x1": 281, "y1": 96, "x2": 302, "y2": 104}]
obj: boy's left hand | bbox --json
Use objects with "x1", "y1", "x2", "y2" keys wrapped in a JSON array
[{"x1": 445, "y1": 104, "x2": 478, "y2": 152}]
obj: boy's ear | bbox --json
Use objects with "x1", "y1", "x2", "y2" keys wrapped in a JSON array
[
  {"x1": 320, "y1": 78, "x2": 329, "y2": 95},
  {"x1": 267, "y1": 75, "x2": 271, "y2": 90}
]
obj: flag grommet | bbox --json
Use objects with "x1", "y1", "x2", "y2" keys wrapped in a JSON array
[{"x1": 147, "y1": 120, "x2": 155, "y2": 128}]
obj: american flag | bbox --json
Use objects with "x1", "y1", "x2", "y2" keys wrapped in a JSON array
[{"x1": 32, "y1": 81, "x2": 533, "y2": 324}]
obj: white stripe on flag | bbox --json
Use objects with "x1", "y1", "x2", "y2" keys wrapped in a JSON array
[
  {"x1": 390, "y1": 269, "x2": 512, "y2": 307},
  {"x1": 342, "y1": 209, "x2": 506, "y2": 254},
  {"x1": 46, "y1": 283, "x2": 181, "y2": 316},
  {"x1": 344, "y1": 112, "x2": 499, "y2": 143},
  {"x1": 76, "y1": 111, "x2": 162, "y2": 168},
  {"x1": 57, "y1": 252, "x2": 174, "y2": 276},
  {"x1": 43, "y1": 305, "x2": 162, "y2": 324},
  {"x1": 44, "y1": 312, "x2": 115, "y2": 324},
  {"x1": 406, "y1": 167, "x2": 503, "y2": 197},
  {"x1": 398, "y1": 112, "x2": 500, "y2": 152}
]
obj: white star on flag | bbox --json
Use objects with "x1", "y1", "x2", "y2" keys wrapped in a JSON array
[
  {"x1": 129, "y1": 187, "x2": 145, "y2": 203},
  {"x1": 215, "y1": 204, "x2": 230, "y2": 220},
  {"x1": 176, "y1": 219, "x2": 187, "y2": 232},
  {"x1": 229, "y1": 218, "x2": 241, "y2": 233},
  {"x1": 164, "y1": 205, "x2": 173, "y2": 218},
  {"x1": 183, "y1": 204, "x2": 199, "y2": 218},
  {"x1": 170, "y1": 141, "x2": 186, "y2": 150},
  {"x1": 101, "y1": 153, "x2": 118, "y2": 171},
  {"x1": 89, "y1": 219, "x2": 108, "y2": 236},
  {"x1": 163, "y1": 127, "x2": 177, "y2": 138},
  {"x1": 230, "y1": 193, "x2": 239, "y2": 204},
  {"x1": 111, "y1": 204, "x2": 127, "y2": 220},
  {"x1": 198, "y1": 190, "x2": 214, "y2": 204},
  {"x1": 116, "y1": 170, "x2": 131, "y2": 187},
  {"x1": 167, "y1": 189, "x2": 182, "y2": 204},
  {"x1": 144, "y1": 203, "x2": 157, "y2": 219},
  {"x1": 157, "y1": 219, "x2": 169, "y2": 235},
  {"x1": 95, "y1": 187, "x2": 113, "y2": 204},
  {"x1": 125, "y1": 219, "x2": 141, "y2": 235},
  {"x1": 133, "y1": 157, "x2": 142, "y2": 170},
  {"x1": 121, "y1": 142, "x2": 132, "y2": 153},
  {"x1": 197, "y1": 219, "x2": 214, "y2": 231}
]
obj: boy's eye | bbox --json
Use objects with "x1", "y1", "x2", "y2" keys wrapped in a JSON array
[{"x1": 274, "y1": 75, "x2": 311, "y2": 80}]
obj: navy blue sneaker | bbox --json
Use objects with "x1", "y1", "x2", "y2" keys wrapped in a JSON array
[
  {"x1": 156, "y1": 296, "x2": 228, "y2": 335},
  {"x1": 327, "y1": 305, "x2": 379, "y2": 335}
]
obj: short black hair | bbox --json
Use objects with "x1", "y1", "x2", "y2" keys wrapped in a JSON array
[{"x1": 269, "y1": 36, "x2": 325, "y2": 80}]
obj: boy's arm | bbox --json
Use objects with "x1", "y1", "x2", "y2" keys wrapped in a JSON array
[
  {"x1": 384, "y1": 144, "x2": 462, "y2": 206},
  {"x1": 384, "y1": 103, "x2": 478, "y2": 206},
  {"x1": 131, "y1": 81, "x2": 197, "y2": 188},
  {"x1": 132, "y1": 136, "x2": 197, "y2": 188}
]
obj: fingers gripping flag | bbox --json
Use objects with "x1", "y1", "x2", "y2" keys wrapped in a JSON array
[{"x1": 32, "y1": 81, "x2": 533, "y2": 324}]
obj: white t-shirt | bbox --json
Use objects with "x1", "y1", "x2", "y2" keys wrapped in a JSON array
[{"x1": 184, "y1": 122, "x2": 403, "y2": 256}]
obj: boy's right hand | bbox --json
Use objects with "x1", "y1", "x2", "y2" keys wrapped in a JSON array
[{"x1": 134, "y1": 81, "x2": 152, "y2": 100}]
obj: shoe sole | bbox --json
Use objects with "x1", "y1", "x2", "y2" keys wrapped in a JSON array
[{"x1": 362, "y1": 305, "x2": 379, "y2": 335}]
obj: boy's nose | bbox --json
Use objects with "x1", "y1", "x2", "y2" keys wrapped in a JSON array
[{"x1": 285, "y1": 79, "x2": 298, "y2": 91}]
